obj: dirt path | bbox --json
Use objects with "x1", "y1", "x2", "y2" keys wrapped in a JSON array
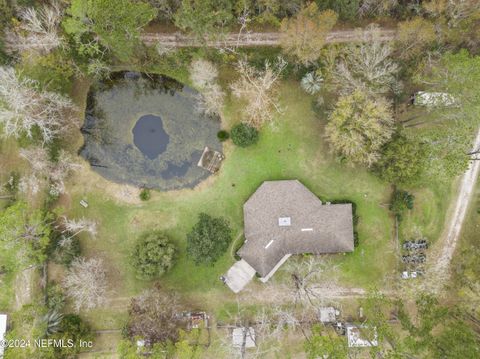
[
  {"x1": 141, "y1": 28, "x2": 397, "y2": 48},
  {"x1": 430, "y1": 128, "x2": 480, "y2": 289}
]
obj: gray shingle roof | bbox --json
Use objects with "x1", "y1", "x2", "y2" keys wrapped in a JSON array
[{"x1": 238, "y1": 180, "x2": 354, "y2": 278}]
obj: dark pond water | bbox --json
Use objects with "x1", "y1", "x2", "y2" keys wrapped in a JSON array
[
  {"x1": 79, "y1": 72, "x2": 222, "y2": 190},
  {"x1": 132, "y1": 114, "x2": 169, "y2": 160}
]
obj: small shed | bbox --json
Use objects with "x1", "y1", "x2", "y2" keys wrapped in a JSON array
[
  {"x1": 413, "y1": 91, "x2": 457, "y2": 107},
  {"x1": 0, "y1": 314, "x2": 7, "y2": 358},
  {"x1": 197, "y1": 147, "x2": 224, "y2": 173},
  {"x1": 232, "y1": 327, "x2": 256, "y2": 349},
  {"x1": 318, "y1": 307, "x2": 339, "y2": 323},
  {"x1": 346, "y1": 324, "x2": 378, "y2": 348}
]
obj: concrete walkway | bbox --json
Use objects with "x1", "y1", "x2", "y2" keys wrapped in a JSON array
[{"x1": 224, "y1": 259, "x2": 256, "y2": 293}]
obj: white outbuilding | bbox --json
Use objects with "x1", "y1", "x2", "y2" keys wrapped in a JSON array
[
  {"x1": 232, "y1": 327, "x2": 256, "y2": 349},
  {"x1": 0, "y1": 314, "x2": 7, "y2": 358},
  {"x1": 346, "y1": 324, "x2": 378, "y2": 348}
]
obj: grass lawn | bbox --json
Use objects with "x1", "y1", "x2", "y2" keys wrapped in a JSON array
[
  {"x1": 50, "y1": 68, "x2": 458, "y2": 356},
  {"x1": 64, "y1": 78, "x2": 395, "y2": 305},
  {"x1": 450, "y1": 179, "x2": 480, "y2": 308}
]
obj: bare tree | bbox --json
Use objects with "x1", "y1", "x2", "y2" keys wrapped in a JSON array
[
  {"x1": 217, "y1": 301, "x2": 312, "y2": 359},
  {"x1": 190, "y1": 59, "x2": 219, "y2": 89},
  {"x1": 58, "y1": 216, "x2": 97, "y2": 238},
  {"x1": 5, "y1": 1, "x2": 64, "y2": 55},
  {"x1": 0, "y1": 67, "x2": 78, "y2": 143},
  {"x1": 18, "y1": 147, "x2": 50, "y2": 196},
  {"x1": 48, "y1": 150, "x2": 81, "y2": 195},
  {"x1": 358, "y1": 0, "x2": 399, "y2": 18},
  {"x1": 230, "y1": 58, "x2": 287, "y2": 129},
  {"x1": 423, "y1": 0, "x2": 480, "y2": 28},
  {"x1": 217, "y1": 302, "x2": 282, "y2": 359},
  {"x1": 63, "y1": 257, "x2": 107, "y2": 311},
  {"x1": 18, "y1": 147, "x2": 80, "y2": 196},
  {"x1": 283, "y1": 257, "x2": 339, "y2": 306},
  {"x1": 332, "y1": 24, "x2": 399, "y2": 95},
  {"x1": 190, "y1": 59, "x2": 225, "y2": 117},
  {"x1": 196, "y1": 83, "x2": 225, "y2": 117},
  {"x1": 87, "y1": 59, "x2": 111, "y2": 80},
  {"x1": 127, "y1": 286, "x2": 182, "y2": 344}
]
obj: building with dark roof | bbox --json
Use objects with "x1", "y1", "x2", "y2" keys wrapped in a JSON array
[{"x1": 237, "y1": 180, "x2": 354, "y2": 282}]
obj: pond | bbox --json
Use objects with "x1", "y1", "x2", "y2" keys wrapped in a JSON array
[
  {"x1": 80, "y1": 72, "x2": 222, "y2": 191},
  {"x1": 132, "y1": 114, "x2": 169, "y2": 160}
]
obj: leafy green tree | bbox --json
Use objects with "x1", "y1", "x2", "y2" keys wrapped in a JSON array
[
  {"x1": 0, "y1": 202, "x2": 52, "y2": 267},
  {"x1": 396, "y1": 17, "x2": 436, "y2": 60},
  {"x1": 130, "y1": 231, "x2": 176, "y2": 279},
  {"x1": 419, "y1": 50, "x2": 480, "y2": 120},
  {"x1": 374, "y1": 134, "x2": 426, "y2": 186},
  {"x1": 20, "y1": 50, "x2": 76, "y2": 93},
  {"x1": 304, "y1": 324, "x2": 348, "y2": 359},
  {"x1": 389, "y1": 189, "x2": 414, "y2": 221},
  {"x1": 420, "y1": 123, "x2": 473, "y2": 180},
  {"x1": 49, "y1": 314, "x2": 94, "y2": 358},
  {"x1": 398, "y1": 293, "x2": 480, "y2": 357},
  {"x1": 174, "y1": 0, "x2": 233, "y2": 38},
  {"x1": 63, "y1": 0, "x2": 157, "y2": 62},
  {"x1": 318, "y1": 0, "x2": 360, "y2": 20},
  {"x1": 231, "y1": 123, "x2": 259, "y2": 147},
  {"x1": 139, "y1": 188, "x2": 151, "y2": 201},
  {"x1": 415, "y1": 51, "x2": 480, "y2": 180},
  {"x1": 356, "y1": 291, "x2": 480, "y2": 358},
  {"x1": 431, "y1": 320, "x2": 480, "y2": 358},
  {"x1": 186, "y1": 213, "x2": 232, "y2": 265},
  {"x1": 51, "y1": 235, "x2": 81, "y2": 267},
  {"x1": 325, "y1": 90, "x2": 394, "y2": 167},
  {"x1": 280, "y1": 4, "x2": 337, "y2": 65},
  {"x1": 174, "y1": 329, "x2": 207, "y2": 358},
  {"x1": 0, "y1": 0, "x2": 13, "y2": 64}
]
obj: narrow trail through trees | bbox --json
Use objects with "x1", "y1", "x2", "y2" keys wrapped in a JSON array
[{"x1": 141, "y1": 28, "x2": 397, "y2": 47}]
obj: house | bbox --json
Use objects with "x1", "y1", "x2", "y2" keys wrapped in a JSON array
[
  {"x1": 223, "y1": 180, "x2": 354, "y2": 292},
  {"x1": 346, "y1": 324, "x2": 378, "y2": 348},
  {"x1": 0, "y1": 314, "x2": 7, "y2": 358}
]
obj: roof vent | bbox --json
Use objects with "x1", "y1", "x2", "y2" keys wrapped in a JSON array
[{"x1": 278, "y1": 217, "x2": 291, "y2": 226}]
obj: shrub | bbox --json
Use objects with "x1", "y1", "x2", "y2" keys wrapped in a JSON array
[
  {"x1": 50, "y1": 314, "x2": 93, "y2": 357},
  {"x1": 231, "y1": 123, "x2": 259, "y2": 147},
  {"x1": 46, "y1": 283, "x2": 66, "y2": 311},
  {"x1": 374, "y1": 134, "x2": 426, "y2": 186},
  {"x1": 131, "y1": 231, "x2": 176, "y2": 279},
  {"x1": 301, "y1": 71, "x2": 323, "y2": 94},
  {"x1": 139, "y1": 188, "x2": 151, "y2": 201},
  {"x1": 52, "y1": 235, "x2": 81, "y2": 267},
  {"x1": 187, "y1": 213, "x2": 232, "y2": 265},
  {"x1": 389, "y1": 189, "x2": 415, "y2": 221},
  {"x1": 217, "y1": 130, "x2": 229, "y2": 142}
]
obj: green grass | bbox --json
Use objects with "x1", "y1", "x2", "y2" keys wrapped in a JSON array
[
  {"x1": 56, "y1": 72, "x2": 460, "y2": 358},
  {"x1": 399, "y1": 181, "x2": 454, "y2": 244},
  {"x1": 65, "y1": 79, "x2": 396, "y2": 307},
  {"x1": 450, "y1": 180, "x2": 480, "y2": 310}
]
